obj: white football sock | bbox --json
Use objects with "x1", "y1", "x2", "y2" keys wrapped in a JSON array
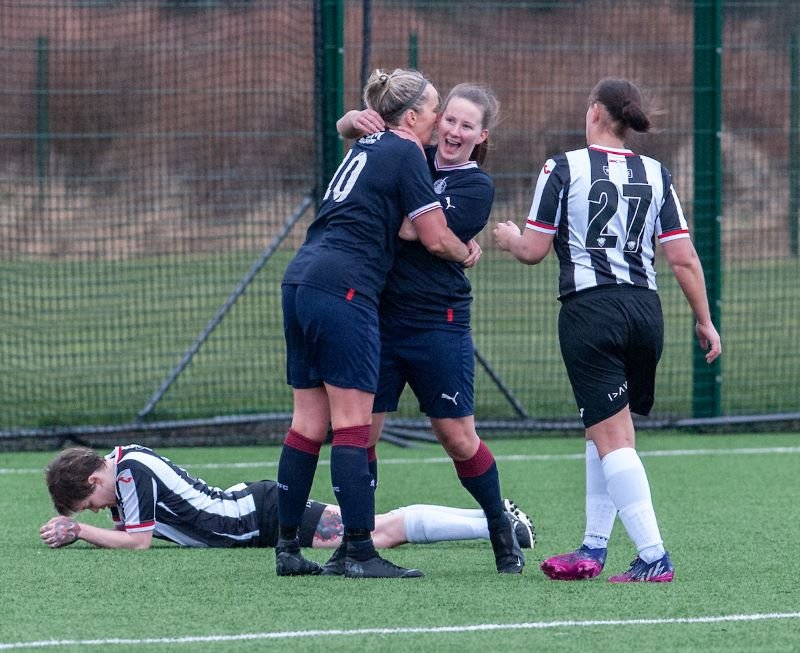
[
  {"x1": 601, "y1": 447, "x2": 666, "y2": 563},
  {"x1": 397, "y1": 504, "x2": 489, "y2": 543},
  {"x1": 583, "y1": 440, "x2": 616, "y2": 550}
]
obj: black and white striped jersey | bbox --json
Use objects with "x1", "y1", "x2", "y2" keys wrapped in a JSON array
[
  {"x1": 526, "y1": 144, "x2": 690, "y2": 299},
  {"x1": 105, "y1": 445, "x2": 268, "y2": 547}
]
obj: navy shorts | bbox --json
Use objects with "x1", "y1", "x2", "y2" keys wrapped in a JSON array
[
  {"x1": 282, "y1": 284, "x2": 381, "y2": 392},
  {"x1": 558, "y1": 285, "x2": 664, "y2": 428},
  {"x1": 373, "y1": 324, "x2": 475, "y2": 419}
]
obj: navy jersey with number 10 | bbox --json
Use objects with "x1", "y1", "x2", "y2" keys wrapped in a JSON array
[
  {"x1": 526, "y1": 144, "x2": 690, "y2": 299},
  {"x1": 283, "y1": 130, "x2": 441, "y2": 306}
]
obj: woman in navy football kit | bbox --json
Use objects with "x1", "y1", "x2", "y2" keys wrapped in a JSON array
[
  {"x1": 337, "y1": 84, "x2": 526, "y2": 575},
  {"x1": 277, "y1": 69, "x2": 479, "y2": 579},
  {"x1": 495, "y1": 78, "x2": 721, "y2": 582}
]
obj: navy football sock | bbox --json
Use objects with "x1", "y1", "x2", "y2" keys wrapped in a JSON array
[
  {"x1": 454, "y1": 441, "x2": 504, "y2": 521},
  {"x1": 345, "y1": 530, "x2": 377, "y2": 561},
  {"x1": 367, "y1": 445, "x2": 378, "y2": 488},
  {"x1": 277, "y1": 429, "x2": 321, "y2": 529},
  {"x1": 331, "y1": 425, "x2": 375, "y2": 531}
]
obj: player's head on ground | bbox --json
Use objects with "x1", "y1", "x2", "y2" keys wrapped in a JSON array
[
  {"x1": 437, "y1": 83, "x2": 500, "y2": 166},
  {"x1": 45, "y1": 446, "x2": 116, "y2": 515},
  {"x1": 364, "y1": 68, "x2": 439, "y2": 145},
  {"x1": 586, "y1": 77, "x2": 651, "y2": 144}
]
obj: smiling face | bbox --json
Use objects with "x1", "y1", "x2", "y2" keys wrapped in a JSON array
[{"x1": 435, "y1": 96, "x2": 488, "y2": 167}]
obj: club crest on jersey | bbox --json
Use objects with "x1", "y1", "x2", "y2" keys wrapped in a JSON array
[
  {"x1": 433, "y1": 178, "x2": 447, "y2": 194},
  {"x1": 627, "y1": 239, "x2": 638, "y2": 250}
]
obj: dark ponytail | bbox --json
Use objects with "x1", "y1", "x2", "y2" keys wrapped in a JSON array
[{"x1": 589, "y1": 78, "x2": 650, "y2": 137}]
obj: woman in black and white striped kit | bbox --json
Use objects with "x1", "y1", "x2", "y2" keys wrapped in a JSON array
[{"x1": 494, "y1": 77, "x2": 721, "y2": 583}]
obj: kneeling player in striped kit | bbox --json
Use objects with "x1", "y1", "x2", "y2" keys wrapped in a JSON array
[{"x1": 40, "y1": 445, "x2": 534, "y2": 555}]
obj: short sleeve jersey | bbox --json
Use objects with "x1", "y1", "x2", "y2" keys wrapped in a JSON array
[
  {"x1": 526, "y1": 144, "x2": 690, "y2": 299},
  {"x1": 380, "y1": 147, "x2": 493, "y2": 328},
  {"x1": 282, "y1": 131, "x2": 442, "y2": 306},
  {"x1": 106, "y1": 445, "x2": 268, "y2": 547}
]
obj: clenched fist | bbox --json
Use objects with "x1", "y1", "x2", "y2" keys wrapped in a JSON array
[{"x1": 40, "y1": 516, "x2": 81, "y2": 548}]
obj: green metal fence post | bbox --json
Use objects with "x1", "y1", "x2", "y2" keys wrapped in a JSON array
[
  {"x1": 692, "y1": 0, "x2": 722, "y2": 417},
  {"x1": 790, "y1": 31, "x2": 799, "y2": 258},
  {"x1": 35, "y1": 36, "x2": 49, "y2": 201},
  {"x1": 320, "y1": 0, "x2": 344, "y2": 194},
  {"x1": 408, "y1": 31, "x2": 418, "y2": 70}
]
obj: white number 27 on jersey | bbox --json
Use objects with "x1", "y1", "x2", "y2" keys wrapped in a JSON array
[{"x1": 586, "y1": 180, "x2": 653, "y2": 253}]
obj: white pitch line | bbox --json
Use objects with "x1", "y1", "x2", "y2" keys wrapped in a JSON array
[
  {"x1": 1, "y1": 446, "x2": 799, "y2": 475},
  {"x1": 1, "y1": 612, "x2": 798, "y2": 650}
]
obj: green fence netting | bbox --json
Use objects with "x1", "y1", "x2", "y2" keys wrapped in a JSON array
[{"x1": 1, "y1": 0, "x2": 798, "y2": 437}]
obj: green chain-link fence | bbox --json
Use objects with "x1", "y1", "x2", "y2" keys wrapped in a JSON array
[{"x1": 1, "y1": 1, "x2": 798, "y2": 440}]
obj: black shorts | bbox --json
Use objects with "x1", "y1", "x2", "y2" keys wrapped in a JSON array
[
  {"x1": 558, "y1": 285, "x2": 663, "y2": 428},
  {"x1": 249, "y1": 480, "x2": 327, "y2": 548}
]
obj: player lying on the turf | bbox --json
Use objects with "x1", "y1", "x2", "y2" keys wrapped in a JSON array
[{"x1": 40, "y1": 444, "x2": 535, "y2": 552}]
